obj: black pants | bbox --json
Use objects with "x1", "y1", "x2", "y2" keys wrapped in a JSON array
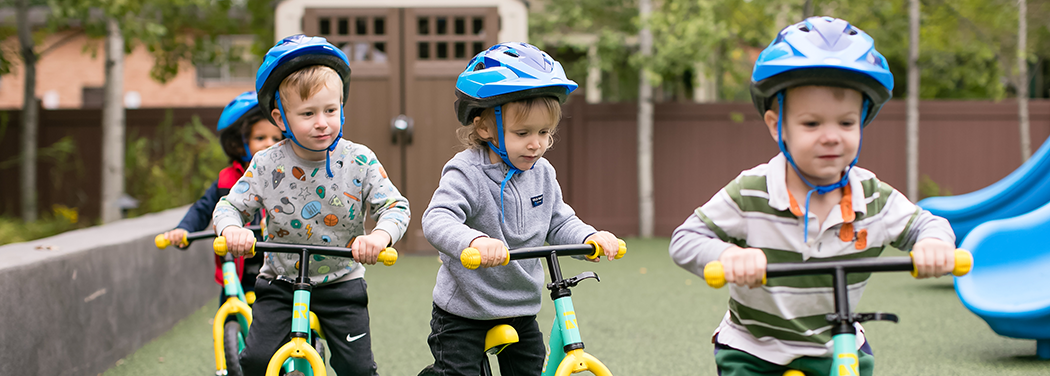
[
  {"x1": 427, "y1": 304, "x2": 545, "y2": 376},
  {"x1": 240, "y1": 277, "x2": 378, "y2": 376}
]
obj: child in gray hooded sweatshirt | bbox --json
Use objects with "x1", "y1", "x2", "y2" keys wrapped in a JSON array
[{"x1": 420, "y1": 42, "x2": 623, "y2": 376}]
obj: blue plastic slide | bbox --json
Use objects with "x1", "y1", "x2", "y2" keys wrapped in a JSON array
[
  {"x1": 918, "y1": 137, "x2": 1050, "y2": 245},
  {"x1": 955, "y1": 204, "x2": 1050, "y2": 359}
]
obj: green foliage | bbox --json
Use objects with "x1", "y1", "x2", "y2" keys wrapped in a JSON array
[
  {"x1": 123, "y1": 112, "x2": 226, "y2": 217},
  {"x1": 919, "y1": 174, "x2": 952, "y2": 199},
  {"x1": 0, "y1": 204, "x2": 84, "y2": 246},
  {"x1": 46, "y1": 0, "x2": 275, "y2": 83},
  {"x1": 530, "y1": 0, "x2": 1049, "y2": 101}
]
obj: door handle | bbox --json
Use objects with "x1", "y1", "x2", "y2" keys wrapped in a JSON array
[{"x1": 391, "y1": 114, "x2": 414, "y2": 144}]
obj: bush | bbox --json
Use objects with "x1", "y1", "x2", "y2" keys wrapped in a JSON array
[
  {"x1": 124, "y1": 111, "x2": 227, "y2": 218},
  {"x1": 919, "y1": 174, "x2": 953, "y2": 199},
  {"x1": 0, "y1": 205, "x2": 84, "y2": 246}
]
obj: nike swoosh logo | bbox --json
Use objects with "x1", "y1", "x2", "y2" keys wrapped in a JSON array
[{"x1": 346, "y1": 333, "x2": 367, "y2": 342}]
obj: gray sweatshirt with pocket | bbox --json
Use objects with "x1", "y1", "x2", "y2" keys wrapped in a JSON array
[{"x1": 422, "y1": 148, "x2": 597, "y2": 320}]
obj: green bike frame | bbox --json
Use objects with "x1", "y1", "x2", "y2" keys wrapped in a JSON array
[{"x1": 704, "y1": 249, "x2": 972, "y2": 376}]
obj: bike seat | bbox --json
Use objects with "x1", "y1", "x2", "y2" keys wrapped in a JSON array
[{"x1": 485, "y1": 324, "x2": 519, "y2": 355}]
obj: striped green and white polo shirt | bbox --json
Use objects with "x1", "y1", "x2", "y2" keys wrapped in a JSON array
[{"x1": 670, "y1": 153, "x2": 954, "y2": 365}]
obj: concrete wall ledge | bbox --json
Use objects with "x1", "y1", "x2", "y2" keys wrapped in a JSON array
[{"x1": 0, "y1": 206, "x2": 216, "y2": 376}]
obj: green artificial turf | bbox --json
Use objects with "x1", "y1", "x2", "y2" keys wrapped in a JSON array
[{"x1": 104, "y1": 238, "x2": 1048, "y2": 375}]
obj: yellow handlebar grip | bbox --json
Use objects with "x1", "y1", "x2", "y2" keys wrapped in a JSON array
[
  {"x1": 213, "y1": 237, "x2": 228, "y2": 256},
  {"x1": 952, "y1": 249, "x2": 973, "y2": 276},
  {"x1": 378, "y1": 248, "x2": 398, "y2": 266},
  {"x1": 155, "y1": 234, "x2": 170, "y2": 249},
  {"x1": 585, "y1": 240, "x2": 602, "y2": 260},
  {"x1": 461, "y1": 248, "x2": 481, "y2": 270},
  {"x1": 501, "y1": 248, "x2": 509, "y2": 266},
  {"x1": 703, "y1": 261, "x2": 726, "y2": 288},
  {"x1": 615, "y1": 239, "x2": 627, "y2": 259}
]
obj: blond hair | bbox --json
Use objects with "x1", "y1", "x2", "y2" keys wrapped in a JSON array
[
  {"x1": 458, "y1": 96, "x2": 562, "y2": 149},
  {"x1": 278, "y1": 65, "x2": 343, "y2": 103},
  {"x1": 769, "y1": 85, "x2": 854, "y2": 114}
]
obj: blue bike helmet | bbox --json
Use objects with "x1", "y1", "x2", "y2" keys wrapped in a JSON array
[
  {"x1": 218, "y1": 91, "x2": 261, "y2": 163},
  {"x1": 750, "y1": 17, "x2": 894, "y2": 241},
  {"x1": 256, "y1": 34, "x2": 351, "y2": 177},
  {"x1": 454, "y1": 42, "x2": 577, "y2": 221}
]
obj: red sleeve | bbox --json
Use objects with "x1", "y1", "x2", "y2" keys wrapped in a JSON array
[
  {"x1": 214, "y1": 255, "x2": 247, "y2": 286},
  {"x1": 217, "y1": 162, "x2": 247, "y2": 190}
]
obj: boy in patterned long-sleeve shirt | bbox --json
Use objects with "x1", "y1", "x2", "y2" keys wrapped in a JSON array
[
  {"x1": 214, "y1": 35, "x2": 409, "y2": 376},
  {"x1": 669, "y1": 17, "x2": 956, "y2": 376}
]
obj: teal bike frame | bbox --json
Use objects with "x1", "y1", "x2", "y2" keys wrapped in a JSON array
[
  {"x1": 467, "y1": 244, "x2": 620, "y2": 376},
  {"x1": 704, "y1": 250, "x2": 971, "y2": 376},
  {"x1": 215, "y1": 237, "x2": 397, "y2": 376}
]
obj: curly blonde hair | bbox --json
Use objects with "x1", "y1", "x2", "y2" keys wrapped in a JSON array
[{"x1": 458, "y1": 96, "x2": 562, "y2": 149}]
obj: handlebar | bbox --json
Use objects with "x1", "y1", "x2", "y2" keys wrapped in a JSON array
[
  {"x1": 702, "y1": 249, "x2": 973, "y2": 288},
  {"x1": 154, "y1": 225, "x2": 261, "y2": 249},
  {"x1": 211, "y1": 236, "x2": 397, "y2": 266},
  {"x1": 460, "y1": 239, "x2": 627, "y2": 270}
]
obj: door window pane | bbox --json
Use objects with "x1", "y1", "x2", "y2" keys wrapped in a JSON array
[
  {"x1": 374, "y1": 17, "x2": 385, "y2": 35},
  {"x1": 418, "y1": 17, "x2": 429, "y2": 35},
  {"x1": 319, "y1": 18, "x2": 330, "y2": 35},
  {"x1": 338, "y1": 18, "x2": 348, "y2": 35},
  {"x1": 418, "y1": 42, "x2": 430, "y2": 59}
]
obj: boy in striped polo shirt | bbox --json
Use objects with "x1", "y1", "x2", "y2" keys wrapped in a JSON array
[{"x1": 669, "y1": 17, "x2": 957, "y2": 376}]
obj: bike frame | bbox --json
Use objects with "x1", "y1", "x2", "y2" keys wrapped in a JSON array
[
  {"x1": 464, "y1": 242, "x2": 624, "y2": 376},
  {"x1": 704, "y1": 250, "x2": 971, "y2": 376},
  {"x1": 156, "y1": 227, "x2": 260, "y2": 376},
  {"x1": 214, "y1": 238, "x2": 397, "y2": 376}
]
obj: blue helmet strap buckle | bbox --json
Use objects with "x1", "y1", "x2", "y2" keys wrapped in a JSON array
[
  {"x1": 274, "y1": 91, "x2": 344, "y2": 178},
  {"x1": 776, "y1": 92, "x2": 869, "y2": 242},
  {"x1": 486, "y1": 105, "x2": 523, "y2": 223}
]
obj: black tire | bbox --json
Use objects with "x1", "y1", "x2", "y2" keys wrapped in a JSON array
[
  {"x1": 223, "y1": 321, "x2": 245, "y2": 376},
  {"x1": 311, "y1": 331, "x2": 326, "y2": 365},
  {"x1": 416, "y1": 364, "x2": 438, "y2": 376}
]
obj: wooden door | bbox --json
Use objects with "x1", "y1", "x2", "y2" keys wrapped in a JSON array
[{"x1": 303, "y1": 7, "x2": 498, "y2": 253}]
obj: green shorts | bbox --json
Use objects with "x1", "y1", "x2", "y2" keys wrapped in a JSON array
[{"x1": 714, "y1": 343, "x2": 874, "y2": 376}]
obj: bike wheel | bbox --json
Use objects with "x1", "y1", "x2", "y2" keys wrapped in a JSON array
[
  {"x1": 416, "y1": 364, "x2": 438, "y2": 376},
  {"x1": 311, "y1": 331, "x2": 326, "y2": 365},
  {"x1": 223, "y1": 321, "x2": 245, "y2": 376}
]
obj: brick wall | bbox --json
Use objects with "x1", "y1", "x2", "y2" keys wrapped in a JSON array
[{"x1": 0, "y1": 30, "x2": 253, "y2": 109}]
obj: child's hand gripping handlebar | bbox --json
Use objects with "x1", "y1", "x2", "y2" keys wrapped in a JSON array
[
  {"x1": 702, "y1": 249, "x2": 973, "y2": 288},
  {"x1": 211, "y1": 236, "x2": 398, "y2": 266},
  {"x1": 154, "y1": 225, "x2": 261, "y2": 249},
  {"x1": 459, "y1": 239, "x2": 627, "y2": 270}
]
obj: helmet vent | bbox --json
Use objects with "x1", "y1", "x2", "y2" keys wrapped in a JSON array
[
  {"x1": 473, "y1": 62, "x2": 486, "y2": 71},
  {"x1": 503, "y1": 49, "x2": 520, "y2": 58},
  {"x1": 798, "y1": 25, "x2": 810, "y2": 32},
  {"x1": 848, "y1": 29, "x2": 858, "y2": 35}
]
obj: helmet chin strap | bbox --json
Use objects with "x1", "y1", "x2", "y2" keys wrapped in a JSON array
[
  {"x1": 275, "y1": 92, "x2": 344, "y2": 178},
  {"x1": 776, "y1": 92, "x2": 868, "y2": 242},
  {"x1": 486, "y1": 105, "x2": 526, "y2": 223},
  {"x1": 241, "y1": 140, "x2": 253, "y2": 163}
]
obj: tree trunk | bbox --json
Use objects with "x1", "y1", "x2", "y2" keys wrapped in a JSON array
[
  {"x1": 17, "y1": 0, "x2": 37, "y2": 222},
  {"x1": 803, "y1": 0, "x2": 814, "y2": 18},
  {"x1": 638, "y1": 0, "x2": 654, "y2": 238},
  {"x1": 101, "y1": 17, "x2": 125, "y2": 223},
  {"x1": 906, "y1": 0, "x2": 920, "y2": 201},
  {"x1": 1018, "y1": 0, "x2": 1031, "y2": 162},
  {"x1": 586, "y1": 43, "x2": 601, "y2": 104}
]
